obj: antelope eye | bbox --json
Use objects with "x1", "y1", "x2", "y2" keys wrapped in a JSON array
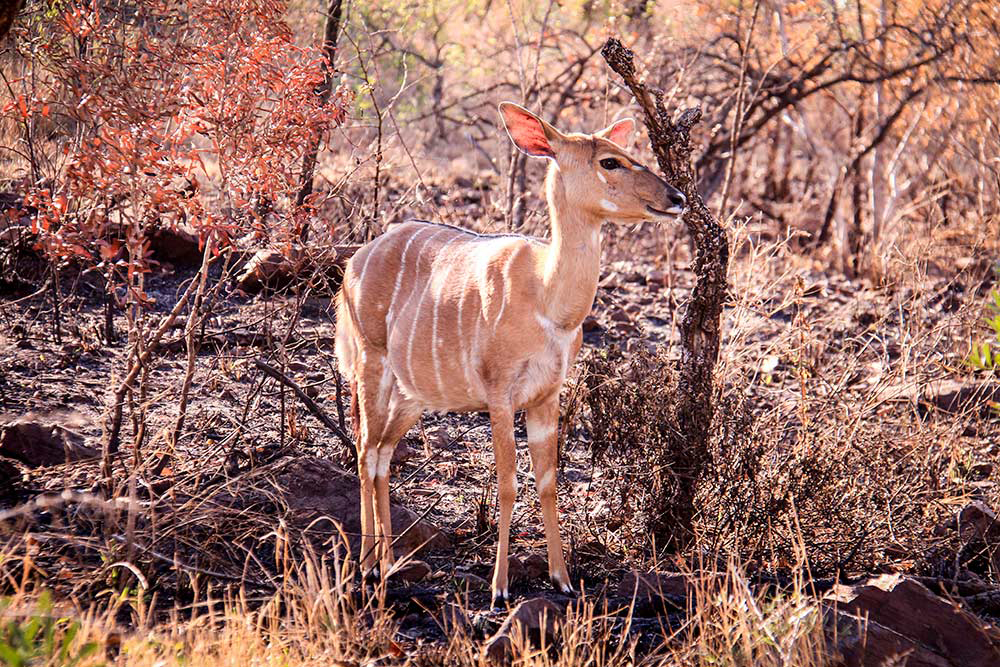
[{"x1": 599, "y1": 157, "x2": 622, "y2": 170}]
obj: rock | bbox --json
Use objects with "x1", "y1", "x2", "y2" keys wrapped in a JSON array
[
  {"x1": 609, "y1": 307, "x2": 631, "y2": 323},
  {"x1": 454, "y1": 572, "x2": 490, "y2": 591},
  {"x1": 522, "y1": 553, "x2": 547, "y2": 580},
  {"x1": 0, "y1": 458, "x2": 20, "y2": 501},
  {"x1": 581, "y1": 316, "x2": 602, "y2": 333},
  {"x1": 392, "y1": 440, "x2": 414, "y2": 464},
  {"x1": 648, "y1": 269, "x2": 667, "y2": 286},
  {"x1": 0, "y1": 417, "x2": 99, "y2": 468},
  {"x1": 920, "y1": 380, "x2": 1000, "y2": 418},
  {"x1": 625, "y1": 338, "x2": 655, "y2": 355},
  {"x1": 613, "y1": 322, "x2": 638, "y2": 336},
  {"x1": 236, "y1": 249, "x2": 298, "y2": 293},
  {"x1": 265, "y1": 456, "x2": 448, "y2": 558},
  {"x1": 506, "y1": 555, "x2": 526, "y2": 583},
  {"x1": 440, "y1": 602, "x2": 473, "y2": 634},
  {"x1": 883, "y1": 380, "x2": 1000, "y2": 418},
  {"x1": 424, "y1": 426, "x2": 452, "y2": 449},
  {"x1": 970, "y1": 461, "x2": 994, "y2": 480},
  {"x1": 823, "y1": 574, "x2": 1000, "y2": 667},
  {"x1": 953, "y1": 501, "x2": 1000, "y2": 575},
  {"x1": 235, "y1": 244, "x2": 358, "y2": 295},
  {"x1": 148, "y1": 224, "x2": 202, "y2": 264},
  {"x1": 623, "y1": 270, "x2": 646, "y2": 285},
  {"x1": 390, "y1": 559, "x2": 431, "y2": 583},
  {"x1": 956, "y1": 501, "x2": 1000, "y2": 541},
  {"x1": 484, "y1": 597, "x2": 563, "y2": 661},
  {"x1": 825, "y1": 610, "x2": 952, "y2": 667},
  {"x1": 618, "y1": 570, "x2": 692, "y2": 603}
]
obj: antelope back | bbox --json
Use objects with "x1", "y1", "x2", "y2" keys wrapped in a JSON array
[{"x1": 336, "y1": 221, "x2": 552, "y2": 411}]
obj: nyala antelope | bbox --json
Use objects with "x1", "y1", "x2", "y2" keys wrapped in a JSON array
[{"x1": 335, "y1": 102, "x2": 686, "y2": 606}]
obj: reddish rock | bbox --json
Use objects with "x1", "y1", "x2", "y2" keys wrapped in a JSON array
[
  {"x1": 0, "y1": 417, "x2": 98, "y2": 468},
  {"x1": 823, "y1": 574, "x2": 1000, "y2": 667},
  {"x1": 609, "y1": 307, "x2": 631, "y2": 323},
  {"x1": 0, "y1": 458, "x2": 20, "y2": 501},
  {"x1": 390, "y1": 559, "x2": 432, "y2": 583},
  {"x1": 454, "y1": 571, "x2": 490, "y2": 591},
  {"x1": 392, "y1": 440, "x2": 414, "y2": 464},
  {"x1": 484, "y1": 597, "x2": 563, "y2": 661},
  {"x1": 148, "y1": 224, "x2": 202, "y2": 264},
  {"x1": 236, "y1": 249, "x2": 298, "y2": 293},
  {"x1": 506, "y1": 555, "x2": 527, "y2": 583},
  {"x1": 618, "y1": 570, "x2": 694, "y2": 601},
  {"x1": 522, "y1": 553, "x2": 548, "y2": 580},
  {"x1": 262, "y1": 456, "x2": 448, "y2": 558}
]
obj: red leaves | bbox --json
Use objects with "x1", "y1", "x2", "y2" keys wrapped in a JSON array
[{"x1": 8, "y1": 0, "x2": 354, "y2": 307}]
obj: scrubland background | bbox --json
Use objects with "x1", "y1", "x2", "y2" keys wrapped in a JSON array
[{"x1": 0, "y1": 0, "x2": 999, "y2": 665}]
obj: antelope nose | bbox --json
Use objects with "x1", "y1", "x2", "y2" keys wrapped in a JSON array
[{"x1": 668, "y1": 190, "x2": 687, "y2": 209}]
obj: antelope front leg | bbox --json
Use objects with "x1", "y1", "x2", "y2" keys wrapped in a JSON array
[
  {"x1": 489, "y1": 404, "x2": 517, "y2": 607},
  {"x1": 526, "y1": 394, "x2": 573, "y2": 594}
]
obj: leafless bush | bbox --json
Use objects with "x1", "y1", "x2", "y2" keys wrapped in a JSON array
[{"x1": 582, "y1": 347, "x2": 704, "y2": 553}]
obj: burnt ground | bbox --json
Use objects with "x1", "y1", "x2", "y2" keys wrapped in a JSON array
[{"x1": 1, "y1": 181, "x2": 999, "y2": 649}]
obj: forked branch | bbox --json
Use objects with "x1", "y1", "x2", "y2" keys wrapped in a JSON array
[{"x1": 601, "y1": 38, "x2": 729, "y2": 546}]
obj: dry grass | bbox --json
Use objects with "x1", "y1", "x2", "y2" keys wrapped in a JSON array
[
  {"x1": 0, "y1": 547, "x2": 836, "y2": 667},
  {"x1": 1, "y1": 0, "x2": 999, "y2": 664}
]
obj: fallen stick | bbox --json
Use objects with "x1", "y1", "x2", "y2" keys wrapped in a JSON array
[{"x1": 254, "y1": 358, "x2": 355, "y2": 463}]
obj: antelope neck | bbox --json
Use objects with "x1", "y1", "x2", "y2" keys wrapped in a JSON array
[{"x1": 540, "y1": 169, "x2": 602, "y2": 330}]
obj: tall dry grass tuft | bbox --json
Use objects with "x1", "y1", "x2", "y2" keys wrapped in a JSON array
[
  {"x1": 2, "y1": 532, "x2": 839, "y2": 667},
  {"x1": 665, "y1": 562, "x2": 831, "y2": 667}
]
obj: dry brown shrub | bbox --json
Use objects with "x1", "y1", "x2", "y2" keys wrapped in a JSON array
[{"x1": 580, "y1": 345, "x2": 979, "y2": 578}]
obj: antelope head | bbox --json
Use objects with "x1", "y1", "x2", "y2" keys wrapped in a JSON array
[{"x1": 498, "y1": 102, "x2": 687, "y2": 225}]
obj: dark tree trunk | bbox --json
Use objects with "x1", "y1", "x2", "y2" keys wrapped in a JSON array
[
  {"x1": 0, "y1": 0, "x2": 23, "y2": 40},
  {"x1": 601, "y1": 38, "x2": 730, "y2": 548},
  {"x1": 295, "y1": 0, "x2": 345, "y2": 238}
]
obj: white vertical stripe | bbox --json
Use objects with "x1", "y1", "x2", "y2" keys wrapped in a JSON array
[
  {"x1": 431, "y1": 237, "x2": 462, "y2": 400},
  {"x1": 470, "y1": 307, "x2": 485, "y2": 401},
  {"x1": 386, "y1": 226, "x2": 430, "y2": 329},
  {"x1": 456, "y1": 267, "x2": 478, "y2": 397},
  {"x1": 494, "y1": 241, "x2": 525, "y2": 329},
  {"x1": 402, "y1": 229, "x2": 451, "y2": 392},
  {"x1": 356, "y1": 244, "x2": 376, "y2": 295}
]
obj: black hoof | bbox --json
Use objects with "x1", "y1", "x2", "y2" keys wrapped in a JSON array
[
  {"x1": 491, "y1": 592, "x2": 509, "y2": 610},
  {"x1": 363, "y1": 568, "x2": 380, "y2": 586},
  {"x1": 551, "y1": 577, "x2": 576, "y2": 597}
]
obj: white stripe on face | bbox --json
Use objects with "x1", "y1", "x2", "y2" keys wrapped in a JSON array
[{"x1": 599, "y1": 198, "x2": 619, "y2": 212}]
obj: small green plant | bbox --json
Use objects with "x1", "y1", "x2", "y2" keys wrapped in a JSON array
[
  {"x1": 0, "y1": 592, "x2": 101, "y2": 667},
  {"x1": 967, "y1": 287, "x2": 1000, "y2": 373}
]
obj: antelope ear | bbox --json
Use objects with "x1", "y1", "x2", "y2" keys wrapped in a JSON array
[
  {"x1": 595, "y1": 118, "x2": 636, "y2": 149},
  {"x1": 498, "y1": 102, "x2": 560, "y2": 159}
]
